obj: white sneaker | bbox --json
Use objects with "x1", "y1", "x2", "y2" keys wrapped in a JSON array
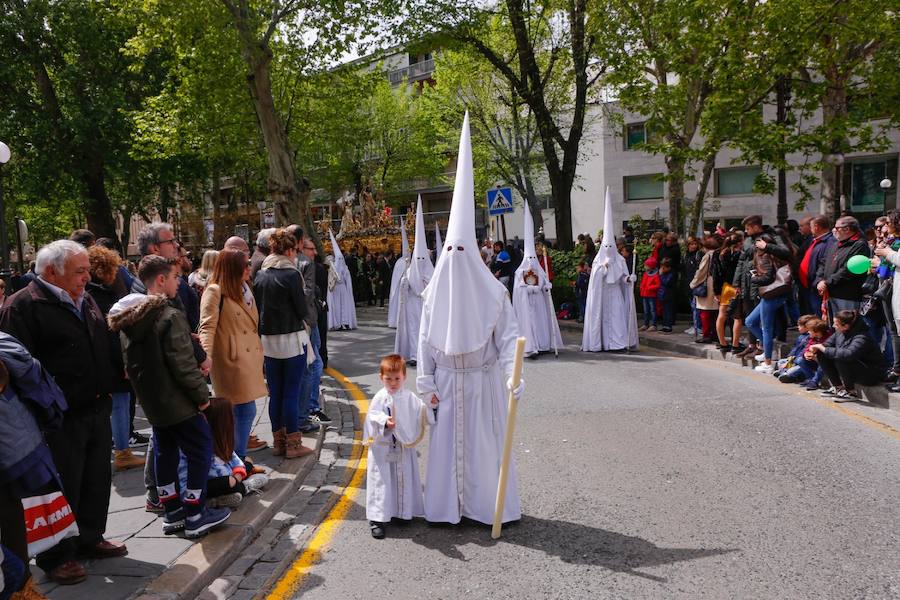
[
  {"x1": 754, "y1": 363, "x2": 774, "y2": 374},
  {"x1": 243, "y1": 473, "x2": 269, "y2": 495},
  {"x1": 684, "y1": 327, "x2": 696, "y2": 335},
  {"x1": 754, "y1": 353, "x2": 766, "y2": 362}
]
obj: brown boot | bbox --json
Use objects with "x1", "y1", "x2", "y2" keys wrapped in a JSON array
[
  {"x1": 272, "y1": 428, "x2": 286, "y2": 456},
  {"x1": 285, "y1": 431, "x2": 314, "y2": 459},
  {"x1": 114, "y1": 449, "x2": 145, "y2": 471}
]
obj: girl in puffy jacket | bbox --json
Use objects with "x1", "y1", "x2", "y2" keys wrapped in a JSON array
[{"x1": 639, "y1": 257, "x2": 661, "y2": 331}]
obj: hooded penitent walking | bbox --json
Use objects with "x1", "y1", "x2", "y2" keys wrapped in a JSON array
[
  {"x1": 394, "y1": 196, "x2": 433, "y2": 364},
  {"x1": 418, "y1": 113, "x2": 523, "y2": 525},
  {"x1": 434, "y1": 221, "x2": 444, "y2": 267},
  {"x1": 582, "y1": 188, "x2": 639, "y2": 352},
  {"x1": 387, "y1": 218, "x2": 410, "y2": 328},
  {"x1": 327, "y1": 231, "x2": 358, "y2": 331},
  {"x1": 513, "y1": 202, "x2": 563, "y2": 358}
]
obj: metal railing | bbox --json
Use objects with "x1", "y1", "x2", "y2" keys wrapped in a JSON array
[{"x1": 387, "y1": 58, "x2": 435, "y2": 85}]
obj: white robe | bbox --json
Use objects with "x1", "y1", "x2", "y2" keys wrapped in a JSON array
[
  {"x1": 327, "y1": 262, "x2": 357, "y2": 330},
  {"x1": 393, "y1": 274, "x2": 423, "y2": 362},
  {"x1": 417, "y1": 299, "x2": 522, "y2": 525},
  {"x1": 581, "y1": 262, "x2": 638, "y2": 352},
  {"x1": 512, "y1": 265, "x2": 563, "y2": 356},
  {"x1": 364, "y1": 388, "x2": 432, "y2": 522},
  {"x1": 387, "y1": 257, "x2": 408, "y2": 328}
]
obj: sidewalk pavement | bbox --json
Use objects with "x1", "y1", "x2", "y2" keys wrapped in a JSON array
[
  {"x1": 36, "y1": 395, "x2": 328, "y2": 600},
  {"x1": 558, "y1": 317, "x2": 900, "y2": 413}
]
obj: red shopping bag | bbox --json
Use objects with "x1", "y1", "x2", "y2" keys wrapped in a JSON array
[{"x1": 22, "y1": 491, "x2": 79, "y2": 557}]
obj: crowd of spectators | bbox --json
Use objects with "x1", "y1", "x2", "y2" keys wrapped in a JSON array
[
  {"x1": 0, "y1": 223, "x2": 333, "y2": 597},
  {"x1": 581, "y1": 210, "x2": 899, "y2": 402}
]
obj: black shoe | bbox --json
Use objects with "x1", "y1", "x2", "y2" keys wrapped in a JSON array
[
  {"x1": 731, "y1": 343, "x2": 747, "y2": 354},
  {"x1": 129, "y1": 432, "x2": 149, "y2": 447},
  {"x1": 309, "y1": 410, "x2": 332, "y2": 424},
  {"x1": 779, "y1": 373, "x2": 802, "y2": 384},
  {"x1": 885, "y1": 369, "x2": 900, "y2": 383},
  {"x1": 716, "y1": 343, "x2": 732, "y2": 352},
  {"x1": 694, "y1": 337, "x2": 714, "y2": 344},
  {"x1": 370, "y1": 521, "x2": 385, "y2": 539},
  {"x1": 406, "y1": 359, "x2": 417, "y2": 367},
  {"x1": 888, "y1": 383, "x2": 900, "y2": 393}
]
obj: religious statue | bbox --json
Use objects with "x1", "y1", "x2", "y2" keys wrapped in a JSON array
[
  {"x1": 360, "y1": 184, "x2": 376, "y2": 228},
  {"x1": 337, "y1": 190, "x2": 358, "y2": 239}
]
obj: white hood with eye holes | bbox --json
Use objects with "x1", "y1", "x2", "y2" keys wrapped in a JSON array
[
  {"x1": 407, "y1": 195, "x2": 434, "y2": 296},
  {"x1": 421, "y1": 112, "x2": 507, "y2": 356}
]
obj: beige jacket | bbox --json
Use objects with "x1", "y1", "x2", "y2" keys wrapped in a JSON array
[
  {"x1": 690, "y1": 251, "x2": 719, "y2": 311},
  {"x1": 199, "y1": 284, "x2": 268, "y2": 405}
]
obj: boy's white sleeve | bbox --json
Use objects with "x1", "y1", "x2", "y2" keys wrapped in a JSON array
[{"x1": 365, "y1": 391, "x2": 390, "y2": 440}]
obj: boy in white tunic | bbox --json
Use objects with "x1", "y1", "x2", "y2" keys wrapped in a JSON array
[{"x1": 365, "y1": 354, "x2": 435, "y2": 539}]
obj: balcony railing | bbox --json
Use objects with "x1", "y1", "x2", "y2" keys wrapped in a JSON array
[{"x1": 387, "y1": 58, "x2": 435, "y2": 85}]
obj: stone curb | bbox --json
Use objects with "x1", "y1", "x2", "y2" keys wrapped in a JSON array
[
  {"x1": 130, "y1": 417, "x2": 328, "y2": 600},
  {"x1": 560, "y1": 318, "x2": 900, "y2": 412}
]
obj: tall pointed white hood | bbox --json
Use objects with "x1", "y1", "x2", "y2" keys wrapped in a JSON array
[
  {"x1": 516, "y1": 200, "x2": 545, "y2": 278},
  {"x1": 407, "y1": 195, "x2": 434, "y2": 295},
  {"x1": 434, "y1": 221, "x2": 443, "y2": 266},
  {"x1": 400, "y1": 216, "x2": 410, "y2": 258},
  {"x1": 329, "y1": 229, "x2": 347, "y2": 271},
  {"x1": 421, "y1": 112, "x2": 507, "y2": 355},
  {"x1": 594, "y1": 187, "x2": 627, "y2": 283}
]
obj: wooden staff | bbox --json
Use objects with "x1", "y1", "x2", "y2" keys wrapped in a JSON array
[{"x1": 491, "y1": 336, "x2": 526, "y2": 539}]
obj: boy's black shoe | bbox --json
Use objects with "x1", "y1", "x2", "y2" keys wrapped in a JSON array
[
  {"x1": 370, "y1": 521, "x2": 386, "y2": 539},
  {"x1": 129, "y1": 431, "x2": 150, "y2": 447},
  {"x1": 310, "y1": 410, "x2": 332, "y2": 424}
]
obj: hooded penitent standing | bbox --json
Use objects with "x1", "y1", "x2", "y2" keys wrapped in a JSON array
[
  {"x1": 327, "y1": 231, "x2": 358, "y2": 331},
  {"x1": 387, "y1": 219, "x2": 410, "y2": 328},
  {"x1": 417, "y1": 113, "x2": 523, "y2": 525},
  {"x1": 434, "y1": 221, "x2": 444, "y2": 267},
  {"x1": 394, "y1": 197, "x2": 434, "y2": 364},
  {"x1": 513, "y1": 201, "x2": 563, "y2": 358},
  {"x1": 582, "y1": 188, "x2": 639, "y2": 352}
]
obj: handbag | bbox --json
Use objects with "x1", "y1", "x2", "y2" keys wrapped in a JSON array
[
  {"x1": 759, "y1": 264, "x2": 792, "y2": 299},
  {"x1": 22, "y1": 491, "x2": 79, "y2": 557},
  {"x1": 691, "y1": 282, "x2": 708, "y2": 297}
]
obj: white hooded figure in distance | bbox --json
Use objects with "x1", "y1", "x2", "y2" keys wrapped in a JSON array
[
  {"x1": 394, "y1": 196, "x2": 434, "y2": 364},
  {"x1": 581, "y1": 188, "x2": 638, "y2": 352},
  {"x1": 513, "y1": 201, "x2": 563, "y2": 358},
  {"x1": 387, "y1": 218, "x2": 410, "y2": 328},
  {"x1": 327, "y1": 230, "x2": 358, "y2": 330},
  {"x1": 434, "y1": 221, "x2": 443, "y2": 267},
  {"x1": 418, "y1": 112, "x2": 523, "y2": 525}
]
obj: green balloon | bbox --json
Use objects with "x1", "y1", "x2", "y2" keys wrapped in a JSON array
[{"x1": 847, "y1": 254, "x2": 871, "y2": 275}]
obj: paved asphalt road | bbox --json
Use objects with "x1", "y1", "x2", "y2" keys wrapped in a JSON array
[{"x1": 283, "y1": 320, "x2": 900, "y2": 599}]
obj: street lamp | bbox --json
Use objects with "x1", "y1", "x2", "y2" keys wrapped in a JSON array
[
  {"x1": 881, "y1": 178, "x2": 893, "y2": 190},
  {"x1": 0, "y1": 142, "x2": 11, "y2": 282}
]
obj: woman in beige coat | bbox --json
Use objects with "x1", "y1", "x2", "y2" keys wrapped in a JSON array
[
  {"x1": 690, "y1": 236, "x2": 721, "y2": 344},
  {"x1": 199, "y1": 249, "x2": 268, "y2": 459}
]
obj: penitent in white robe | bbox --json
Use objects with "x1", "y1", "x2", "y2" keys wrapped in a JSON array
[
  {"x1": 393, "y1": 274, "x2": 423, "y2": 362},
  {"x1": 512, "y1": 263, "x2": 563, "y2": 357},
  {"x1": 417, "y1": 299, "x2": 522, "y2": 525},
  {"x1": 364, "y1": 388, "x2": 432, "y2": 522},
  {"x1": 581, "y1": 260, "x2": 638, "y2": 352},
  {"x1": 327, "y1": 260, "x2": 357, "y2": 330},
  {"x1": 387, "y1": 257, "x2": 408, "y2": 329}
]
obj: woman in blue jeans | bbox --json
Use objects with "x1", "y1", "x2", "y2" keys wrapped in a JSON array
[
  {"x1": 745, "y1": 234, "x2": 791, "y2": 374},
  {"x1": 253, "y1": 230, "x2": 313, "y2": 459}
]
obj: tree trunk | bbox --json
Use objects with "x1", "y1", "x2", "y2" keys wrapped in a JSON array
[
  {"x1": 776, "y1": 77, "x2": 790, "y2": 225},
  {"x1": 688, "y1": 153, "x2": 716, "y2": 235},
  {"x1": 665, "y1": 155, "x2": 686, "y2": 235},
  {"x1": 820, "y1": 69, "x2": 848, "y2": 220},
  {"x1": 81, "y1": 157, "x2": 118, "y2": 239}
]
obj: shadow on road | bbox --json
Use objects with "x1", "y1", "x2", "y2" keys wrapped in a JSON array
[{"x1": 391, "y1": 516, "x2": 736, "y2": 583}]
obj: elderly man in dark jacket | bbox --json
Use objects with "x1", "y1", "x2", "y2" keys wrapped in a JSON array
[
  {"x1": 0, "y1": 239, "x2": 123, "y2": 585},
  {"x1": 814, "y1": 216, "x2": 870, "y2": 319}
]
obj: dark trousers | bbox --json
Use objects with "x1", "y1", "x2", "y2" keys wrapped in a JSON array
[
  {"x1": 0, "y1": 483, "x2": 29, "y2": 576},
  {"x1": 154, "y1": 414, "x2": 212, "y2": 517},
  {"x1": 207, "y1": 475, "x2": 246, "y2": 499},
  {"x1": 36, "y1": 410, "x2": 112, "y2": 571},
  {"x1": 318, "y1": 310, "x2": 329, "y2": 369},
  {"x1": 818, "y1": 353, "x2": 881, "y2": 390},
  {"x1": 660, "y1": 300, "x2": 675, "y2": 328}
]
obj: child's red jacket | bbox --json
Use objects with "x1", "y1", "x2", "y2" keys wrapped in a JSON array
[{"x1": 639, "y1": 270, "x2": 661, "y2": 298}]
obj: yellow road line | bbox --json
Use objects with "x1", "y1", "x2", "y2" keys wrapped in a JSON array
[
  {"x1": 265, "y1": 367, "x2": 369, "y2": 600},
  {"x1": 674, "y1": 353, "x2": 900, "y2": 441}
]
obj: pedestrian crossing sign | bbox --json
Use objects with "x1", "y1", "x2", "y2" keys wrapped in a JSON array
[{"x1": 487, "y1": 187, "x2": 514, "y2": 216}]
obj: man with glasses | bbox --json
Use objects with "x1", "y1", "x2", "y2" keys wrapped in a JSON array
[
  {"x1": 299, "y1": 239, "x2": 330, "y2": 425},
  {"x1": 815, "y1": 216, "x2": 871, "y2": 320}
]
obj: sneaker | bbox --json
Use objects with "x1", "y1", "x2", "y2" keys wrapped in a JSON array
[
  {"x1": 779, "y1": 373, "x2": 802, "y2": 384},
  {"x1": 299, "y1": 421, "x2": 320, "y2": 434},
  {"x1": 638, "y1": 325, "x2": 648, "y2": 332},
  {"x1": 683, "y1": 327, "x2": 696, "y2": 335},
  {"x1": 145, "y1": 499, "x2": 165, "y2": 514},
  {"x1": 207, "y1": 493, "x2": 242, "y2": 509},
  {"x1": 185, "y1": 507, "x2": 231, "y2": 539},
  {"x1": 805, "y1": 381, "x2": 822, "y2": 391},
  {"x1": 370, "y1": 521, "x2": 386, "y2": 539},
  {"x1": 754, "y1": 353, "x2": 766, "y2": 362},
  {"x1": 243, "y1": 473, "x2": 269, "y2": 494},
  {"x1": 162, "y1": 507, "x2": 186, "y2": 534},
  {"x1": 246, "y1": 435, "x2": 267, "y2": 452},
  {"x1": 819, "y1": 386, "x2": 840, "y2": 397},
  {"x1": 660, "y1": 327, "x2": 672, "y2": 333},
  {"x1": 754, "y1": 363, "x2": 774, "y2": 374},
  {"x1": 309, "y1": 410, "x2": 332, "y2": 424},
  {"x1": 833, "y1": 388, "x2": 859, "y2": 403},
  {"x1": 129, "y1": 432, "x2": 150, "y2": 448},
  {"x1": 648, "y1": 326, "x2": 658, "y2": 332}
]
